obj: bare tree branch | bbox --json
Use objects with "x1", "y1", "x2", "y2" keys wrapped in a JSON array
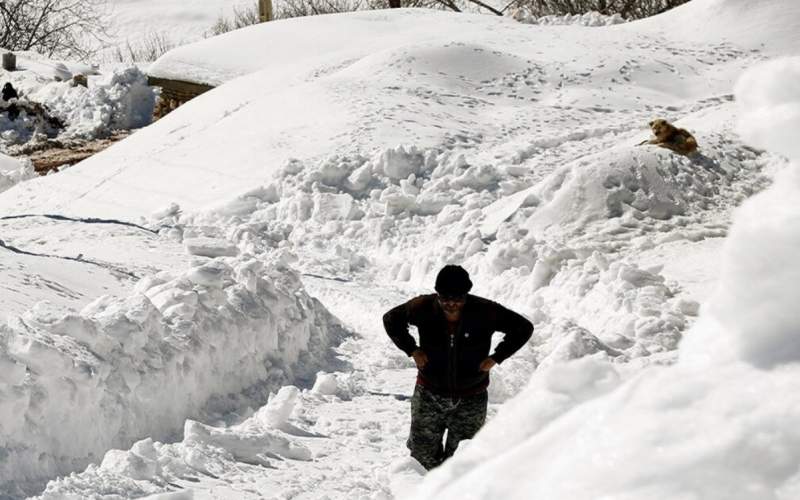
[{"x1": 0, "y1": 0, "x2": 109, "y2": 60}]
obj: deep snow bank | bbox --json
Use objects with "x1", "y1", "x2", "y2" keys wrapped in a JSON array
[
  {"x1": 0, "y1": 253, "x2": 345, "y2": 496},
  {"x1": 409, "y1": 56, "x2": 800, "y2": 500}
]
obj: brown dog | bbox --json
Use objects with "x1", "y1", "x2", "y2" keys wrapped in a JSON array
[{"x1": 639, "y1": 118, "x2": 698, "y2": 155}]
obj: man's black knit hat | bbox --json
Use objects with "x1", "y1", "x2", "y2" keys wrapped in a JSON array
[{"x1": 435, "y1": 265, "x2": 472, "y2": 296}]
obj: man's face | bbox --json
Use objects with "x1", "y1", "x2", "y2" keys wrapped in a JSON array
[{"x1": 438, "y1": 293, "x2": 466, "y2": 317}]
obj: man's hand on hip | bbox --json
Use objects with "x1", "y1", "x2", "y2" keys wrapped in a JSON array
[
  {"x1": 412, "y1": 349, "x2": 428, "y2": 370},
  {"x1": 479, "y1": 357, "x2": 497, "y2": 372}
]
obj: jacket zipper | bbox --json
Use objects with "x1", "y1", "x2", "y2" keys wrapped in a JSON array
[{"x1": 448, "y1": 332, "x2": 456, "y2": 396}]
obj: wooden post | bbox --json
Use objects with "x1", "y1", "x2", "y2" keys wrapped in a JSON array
[
  {"x1": 2, "y1": 53, "x2": 16, "y2": 71},
  {"x1": 389, "y1": 0, "x2": 401, "y2": 7},
  {"x1": 259, "y1": 0, "x2": 273, "y2": 22}
]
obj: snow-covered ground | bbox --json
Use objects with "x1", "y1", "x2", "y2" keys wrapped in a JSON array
[{"x1": 1, "y1": 0, "x2": 799, "y2": 498}]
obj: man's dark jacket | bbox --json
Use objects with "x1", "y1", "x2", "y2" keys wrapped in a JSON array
[{"x1": 383, "y1": 294, "x2": 533, "y2": 396}]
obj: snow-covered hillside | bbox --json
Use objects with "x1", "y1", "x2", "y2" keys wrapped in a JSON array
[{"x1": 1, "y1": 0, "x2": 798, "y2": 498}]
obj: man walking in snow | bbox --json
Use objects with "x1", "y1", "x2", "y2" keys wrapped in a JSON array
[{"x1": 383, "y1": 265, "x2": 533, "y2": 470}]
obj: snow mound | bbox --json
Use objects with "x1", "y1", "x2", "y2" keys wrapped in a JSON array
[
  {"x1": 410, "y1": 56, "x2": 800, "y2": 500},
  {"x1": 0, "y1": 65, "x2": 155, "y2": 147},
  {"x1": 518, "y1": 138, "x2": 754, "y2": 237},
  {"x1": 32, "y1": 66, "x2": 156, "y2": 140},
  {"x1": 0, "y1": 255, "x2": 345, "y2": 496}
]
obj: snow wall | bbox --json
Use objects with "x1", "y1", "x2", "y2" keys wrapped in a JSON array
[
  {"x1": 409, "y1": 56, "x2": 800, "y2": 500},
  {"x1": 0, "y1": 254, "x2": 346, "y2": 496}
]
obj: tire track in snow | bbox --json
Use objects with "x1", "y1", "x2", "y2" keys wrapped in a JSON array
[
  {"x1": 0, "y1": 237, "x2": 140, "y2": 279},
  {"x1": 0, "y1": 213, "x2": 158, "y2": 233}
]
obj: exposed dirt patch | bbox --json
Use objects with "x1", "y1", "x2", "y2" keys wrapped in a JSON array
[{"x1": 13, "y1": 131, "x2": 133, "y2": 174}]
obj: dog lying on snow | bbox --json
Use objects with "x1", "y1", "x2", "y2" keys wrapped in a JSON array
[{"x1": 639, "y1": 118, "x2": 698, "y2": 156}]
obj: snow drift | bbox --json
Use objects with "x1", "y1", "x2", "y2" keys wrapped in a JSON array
[
  {"x1": 0, "y1": 254, "x2": 345, "y2": 496},
  {"x1": 410, "y1": 56, "x2": 800, "y2": 500}
]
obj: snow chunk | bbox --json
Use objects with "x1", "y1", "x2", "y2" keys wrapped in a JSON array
[
  {"x1": 185, "y1": 419, "x2": 312, "y2": 463},
  {"x1": 311, "y1": 371, "x2": 340, "y2": 395},
  {"x1": 183, "y1": 259, "x2": 233, "y2": 288},
  {"x1": 255, "y1": 386, "x2": 301, "y2": 428},
  {"x1": 184, "y1": 237, "x2": 238, "y2": 257},
  {"x1": 100, "y1": 440, "x2": 159, "y2": 481},
  {"x1": 313, "y1": 192, "x2": 361, "y2": 221},
  {"x1": 374, "y1": 145, "x2": 424, "y2": 180}
]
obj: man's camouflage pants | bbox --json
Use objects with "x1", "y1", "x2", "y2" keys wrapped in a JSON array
[{"x1": 407, "y1": 384, "x2": 488, "y2": 470}]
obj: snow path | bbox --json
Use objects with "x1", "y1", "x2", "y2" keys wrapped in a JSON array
[
  {"x1": 172, "y1": 278, "x2": 427, "y2": 500},
  {"x1": 32, "y1": 276, "x2": 508, "y2": 500}
]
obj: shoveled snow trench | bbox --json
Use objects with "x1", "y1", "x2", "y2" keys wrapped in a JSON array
[{"x1": 32, "y1": 277, "x2": 456, "y2": 500}]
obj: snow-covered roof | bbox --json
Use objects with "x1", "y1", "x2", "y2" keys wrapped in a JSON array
[{"x1": 147, "y1": 9, "x2": 518, "y2": 87}]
